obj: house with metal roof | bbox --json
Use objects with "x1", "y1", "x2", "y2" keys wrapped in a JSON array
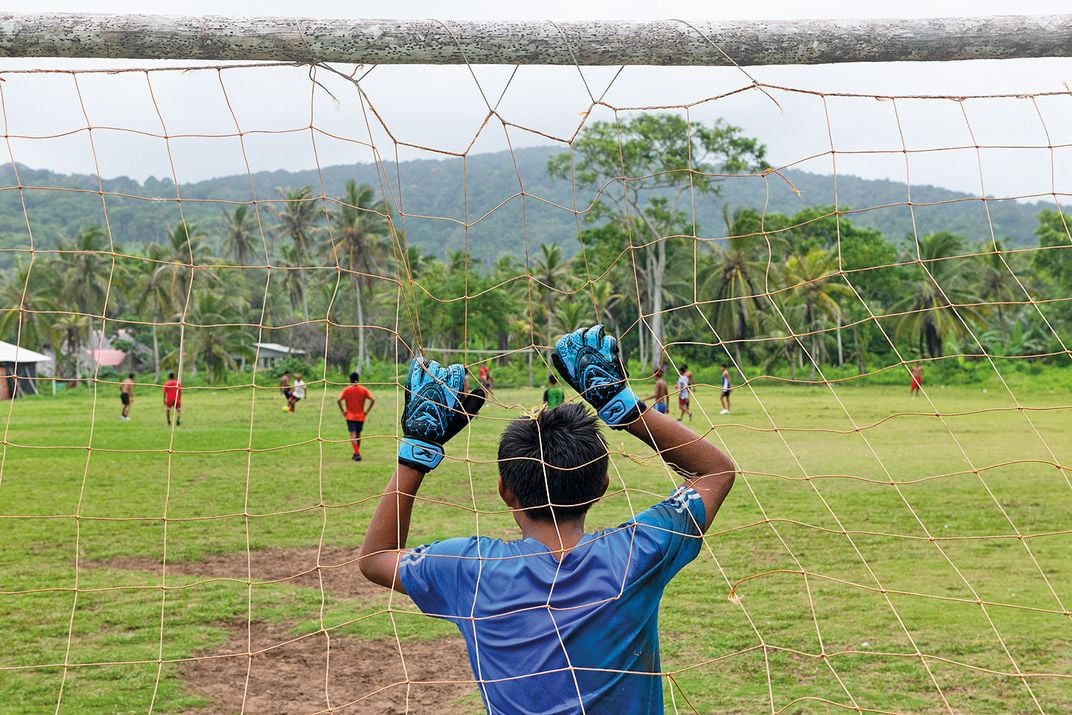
[{"x1": 251, "y1": 342, "x2": 307, "y2": 370}]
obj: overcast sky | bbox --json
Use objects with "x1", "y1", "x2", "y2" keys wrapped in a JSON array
[{"x1": 3, "y1": 0, "x2": 1072, "y2": 204}]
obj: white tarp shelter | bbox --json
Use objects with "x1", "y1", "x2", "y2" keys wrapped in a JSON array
[{"x1": 0, "y1": 340, "x2": 51, "y2": 399}]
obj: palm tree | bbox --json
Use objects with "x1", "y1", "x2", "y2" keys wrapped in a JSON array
[
  {"x1": 491, "y1": 255, "x2": 527, "y2": 356},
  {"x1": 532, "y1": 243, "x2": 571, "y2": 351},
  {"x1": 0, "y1": 258, "x2": 59, "y2": 352},
  {"x1": 130, "y1": 243, "x2": 176, "y2": 380},
  {"x1": 893, "y1": 232, "x2": 987, "y2": 358},
  {"x1": 54, "y1": 226, "x2": 112, "y2": 317},
  {"x1": 272, "y1": 187, "x2": 321, "y2": 319},
  {"x1": 980, "y1": 309, "x2": 1052, "y2": 357},
  {"x1": 589, "y1": 280, "x2": 624, "y2": 331},
  {"x1": 164, "y1": 221, "x2": 213, "y2": 311},
  {"x1": 447, "y1": 249, "x2": 477, "y2": 274},
  {"x1": 274, "y1": 186, "x2": 321, "y2": 260},
  {"x1": 50, "y1": 226, "x2": 115, "y2": 379},
  {"x1": 759, "y1": 303, "x2": 805, "y2": 380},
  {"x1": 553, "y1": 300, "x2": 589, "y2": 336},
  {"x1": 52, "y1": 313, "x2": 90, "y2": 382},
  {"x1": 700, "y1": 207, "x2": 787, "y2": 364},
  {"x1": 175, "y1": 291, "x2": 254, "y2": 382},
  {"x1": 974, "y1": 239, "x2": 1029, "y2": 345},
  {"x1": 255, "y1": 269, "x2": 291, "y2": 329},
  {"x1": 223, "y1": 204, "x2": 260, "y2": 266},
  {"x1": 391, "y1": 244, "x2": 435, "y2": 352},
  {"x1": 325, "y1": 180, "x2": 387, "y2": 368},
  {"x1": 401, "y1": 245, "x2": 434, "y2": 280},
  {"x1": 275, "y1": 245, "x2": 306, "y2": 320},
  {"x1": 780, "y1": 247, "x2": 854, "y2": 378}
]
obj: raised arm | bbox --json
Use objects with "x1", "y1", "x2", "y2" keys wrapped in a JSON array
[
  {"x1": 623, "y1": 408, "x2": 734, "y2": 532},
  {"x1": 358, "y1": 359, "x2": 484, "y2": 593},
  {"x1": 359, "y1": 463, "x2": 424, "y2": 592},
  {"x1": 552, "y1": 325, "x2": 734, "y2": 533}
]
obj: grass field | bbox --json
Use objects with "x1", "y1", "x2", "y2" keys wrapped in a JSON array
[{"x1": 0, "y1": 377, "x2": 1070, "y2": 713}]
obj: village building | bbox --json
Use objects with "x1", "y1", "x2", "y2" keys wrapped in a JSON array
[
  {"x1": 0, "y1": 341, "x2": 51, "y2": 399},
  {"x1": 248, "y1": 342, "x2": 307, "y2": 371}
]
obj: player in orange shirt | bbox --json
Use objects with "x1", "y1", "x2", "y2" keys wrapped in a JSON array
[
  {"x1": 337, "y1": 372, "x2": 375, "y2": 462},
  {"x1": 162, "y1": 372, "x2": 181, "y2": 426}
]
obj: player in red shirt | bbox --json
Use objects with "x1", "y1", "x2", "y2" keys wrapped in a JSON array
[
  {"x1": 162, "y1": 372, "x2": 182, "y2": 426},
  {"x1": 337, "y1": 371, "x2": 375, "y2": 461},
  {"x1": 910, "y1": 362, "x2": 923, "y2": 396}
]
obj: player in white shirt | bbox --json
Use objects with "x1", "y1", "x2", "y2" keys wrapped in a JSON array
[
  {"x1": 720, "y1": 364, "x2": 732, "y2": 414},
  {"x1": 676, "y1": 365, "x2": 692, "y2": 421},
  {"x1": 287, "y1": 373, "x2": 306, "y2": 412}
]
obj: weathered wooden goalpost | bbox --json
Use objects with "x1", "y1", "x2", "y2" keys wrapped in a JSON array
[{"x1": 1, "y1": 13, "x2": 1071, "y2": 65}]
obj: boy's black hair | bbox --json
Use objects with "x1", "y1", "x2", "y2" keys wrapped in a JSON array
[
  {"x1": 349, "y1": 372, "x2": 360, "y2": 383},
  {"x1": 167, "y1": 372, "x2": 176, "y2": 380},
  {"x1": 547, "y1": 374, "x2": 557, "y2": 384},
  {"x1": 497, "y1": 403, "x2": 609, "y2": 522},
  {"x1": 679, "y1": 364, "x2": 688, "y2": 373},
  {"x1": 128, "y1": 373, "x2": 135, "y2": 379}
]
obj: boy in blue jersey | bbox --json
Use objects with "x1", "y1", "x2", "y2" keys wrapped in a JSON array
[{"x1": 360, "y1": 325, "x2": 736, "y2": 714}]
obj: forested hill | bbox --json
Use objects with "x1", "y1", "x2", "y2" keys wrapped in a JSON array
[{"x1": 0, "y1": 145, "x2": 1048, "y2": 259}]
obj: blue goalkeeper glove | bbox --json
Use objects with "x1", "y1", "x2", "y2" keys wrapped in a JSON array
[
  {"x1": 552, "y1": 324, "x2": 645, "y2": 429},
  {"x1": 398, "y1": 357, "x2": 485, "y2": 472}
]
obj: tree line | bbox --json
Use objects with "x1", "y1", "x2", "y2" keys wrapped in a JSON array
[{"x1": 0, "y1": 114, "x2": 1069, "y2": 385}]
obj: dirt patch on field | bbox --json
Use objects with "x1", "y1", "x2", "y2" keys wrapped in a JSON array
[
  {"x1": 180, "y1": 620, "x2": 477, "y2": 714},
  {"x1": 92, "y1": 547, "x2": 478, "y2": 714},
  {"x1": 98, "y1": 545, "x2": 381, "y2": 599}
]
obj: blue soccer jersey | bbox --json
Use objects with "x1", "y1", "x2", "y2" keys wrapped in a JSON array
[{"x1": 399, "y1": 487, "x2": 707, "y2": 714}]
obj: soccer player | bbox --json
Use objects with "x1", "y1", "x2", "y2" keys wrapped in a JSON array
[
  {"x1": 910, "y1": 362, "x2": 923, "y2": 397},
  {"x1": 719, "y1": 364, "x2": 732, "y2": 415},
  {"x1": 542, "y1": 373, "x2": 564, "y2": 407},
  {"x1": 120, "y1": 373, "x2": 135, "y2": 420},
  {"x1": 360, "y1": 325, "x2": 735, "y2": 713},
  {"x1": 279, "y1": 370, "x2": 292, "y2": 411},
  {"x1": 337, "y1": 372, "x2": 375, "y2": 462},
  {"x1": 478, "y1": 363, "x2": 493, "y2": 391},
  {"x1": 162, "y1": 372, "x2": 181, "y2": 426},
  {"x1": 646, "y1": 367, "x2": 669, "y2": 414},
  {"x1": 287, "y1": 373, "x2": 305, "y2": 412},
  {"x1": 675, "y1": 363, "x2": 693, "y2": 421}
]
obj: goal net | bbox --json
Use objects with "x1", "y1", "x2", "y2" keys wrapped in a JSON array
[{"x1": 0, "y1": 36, "x2": 1070, "y2": 715}]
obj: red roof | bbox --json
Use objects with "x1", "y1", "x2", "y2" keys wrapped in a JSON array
[{"x1": 87, "y1": 349, "x2": 127, "y2": 367}]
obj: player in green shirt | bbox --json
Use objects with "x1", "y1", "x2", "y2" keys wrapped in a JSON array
[{"x1": 543, "y1": 374, "x2": 565, "y2": 407}]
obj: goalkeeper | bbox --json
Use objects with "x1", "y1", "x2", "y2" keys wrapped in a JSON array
[{"x1": 360, "y1": 325, "x2": 735, "y2": 714}]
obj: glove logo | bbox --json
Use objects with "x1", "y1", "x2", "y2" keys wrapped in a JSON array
[
  {"x1": 602, "y1": 398, "x2": 625, "y2": 422},
  {"x1": 414, "y1": 446, "x2": 437, "y2": 461}
]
